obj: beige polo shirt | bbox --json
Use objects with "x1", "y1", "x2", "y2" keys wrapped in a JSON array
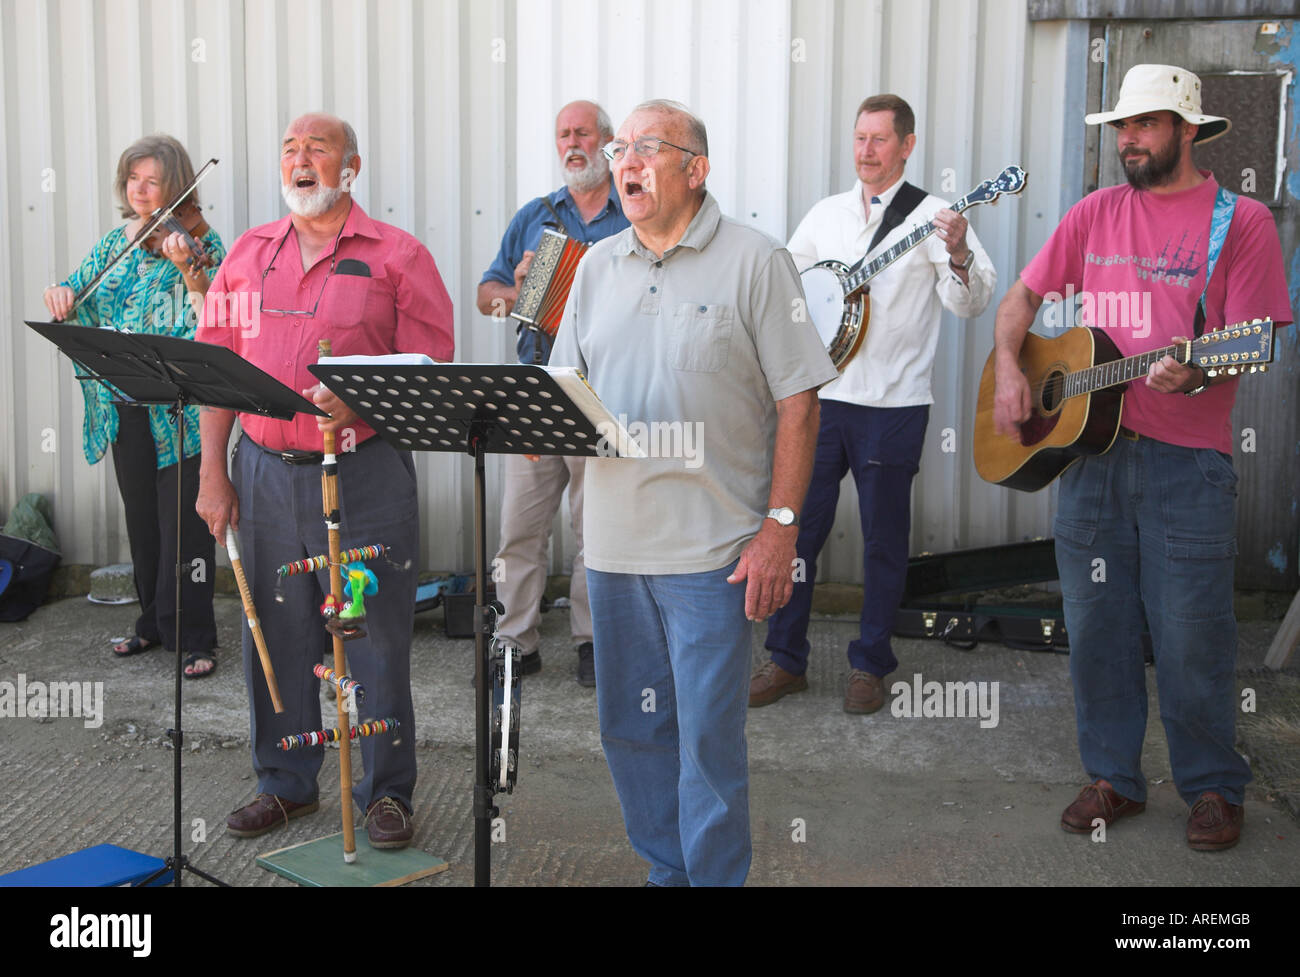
[{"x1": 550, "y1": 192, "x2": 838, "y2": 574}]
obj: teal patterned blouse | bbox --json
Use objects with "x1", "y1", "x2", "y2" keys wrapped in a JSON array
[{"x1": 61, "y1": 224, "x2": 225, "y2": 468}]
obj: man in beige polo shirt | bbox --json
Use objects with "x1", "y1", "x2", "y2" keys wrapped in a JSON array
[{"x1": 550, "y1": 99, "x2": 837, "y2": 885}]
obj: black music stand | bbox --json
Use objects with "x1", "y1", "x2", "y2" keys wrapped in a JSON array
[
  {"x1": 27, "y1": 321, "x2": 323, "y2": 886},
  {"x1": 309, "y1": 360, "x2": 637, "y2": 887}
]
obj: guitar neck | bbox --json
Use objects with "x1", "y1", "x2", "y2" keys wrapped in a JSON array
[
  {"x1": 1065, "y1": 341, "x2": 1185, "y2": 399},
  {"x1": 844, "y1": 194, "x2": 974, "y2": 293}
]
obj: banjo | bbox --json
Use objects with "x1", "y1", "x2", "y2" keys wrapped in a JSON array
[{"x1": 802, "y1": 165, "x2": 1027, "y2": 370}]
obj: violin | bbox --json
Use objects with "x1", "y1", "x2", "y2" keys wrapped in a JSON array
[
  {"x1": 135, "y1": 197, "x2": 216, "y2": 271},
  {"x1": 62, "y1": 157, "x2": 219, "y2": 315}
]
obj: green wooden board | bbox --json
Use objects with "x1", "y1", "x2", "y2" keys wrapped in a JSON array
[{"x1": 257, "y1": 833, "x2": 449, "y2": 887}]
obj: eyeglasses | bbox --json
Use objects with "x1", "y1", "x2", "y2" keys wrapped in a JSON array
[
  {"x1": 602, "y1": 137, "x2": 702, "y2": 162},
  {"x1": 258, "y1": 211, "x2": 349, "y2": 318}
]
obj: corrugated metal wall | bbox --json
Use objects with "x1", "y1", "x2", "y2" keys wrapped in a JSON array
[{"x1": 1, "y1": 0, "x2": 1087, "y2": 583}]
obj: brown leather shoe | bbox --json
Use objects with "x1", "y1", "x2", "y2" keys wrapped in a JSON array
[
  {"x1": 749, "y1": 660, "x2": 807, "y2": 707},
  {"x1": 365, "y1": 797, "x2": 414, "y2": 849},
  {"x1": 225, "y1": 793, "x2": 319, "y2": 838},
  {"x1": 1060, "y1": 779, "x2": 1145, "y2": 833},
  {"x1": 1186, "y1": 792, "x2": 1244, "y2": 851},
  {"x1": 843, "y1": 669, "x2": 886, "y2": 714}
]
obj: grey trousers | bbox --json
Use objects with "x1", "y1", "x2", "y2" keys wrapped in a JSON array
[
  {"x1": 494, "y1": 452, "x2": 591, "y2": 653},
  {"x1": 231, "y1": 434, "x2": 418, "y2": 811}
]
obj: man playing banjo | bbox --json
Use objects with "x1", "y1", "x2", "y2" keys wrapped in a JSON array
[{"x1": 750, "y1": 93, "x2": 996, "y2": 714}]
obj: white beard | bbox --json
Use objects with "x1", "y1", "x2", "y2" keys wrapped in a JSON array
[
  {"x1": 281, "y1": 180, "x2": 345, "y2": 218},
  {"x1": 562, "y1": 151, "x2": 609, "y2": 193}
]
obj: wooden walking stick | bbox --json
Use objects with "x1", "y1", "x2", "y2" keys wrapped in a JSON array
[
  {"x1": 318, "y1": 338, "x2": 357, "y2": 863},
  {"x1": 225, "y1": 527, "x2": 285, "y2": 713}
]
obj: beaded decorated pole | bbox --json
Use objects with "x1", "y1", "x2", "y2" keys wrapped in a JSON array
[
  {"x1": 277, "y1": 718, "x2": 399, "y2": 751},
  {"x1": 314, "y1": 663, "x2": 365, "y2": 701},
  {"x1": 276, "y1": 544, "x2": 388, "y2": 579},
  {"x1": 318, "y1": 338, "x2": 357, "y2": 863},
  {"x1": 277, "y1": 546, "x2": 388, "y2": 639}
]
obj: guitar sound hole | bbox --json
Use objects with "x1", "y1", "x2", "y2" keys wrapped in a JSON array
[{"x1": 1040, "y1": 370, "x2": 1066, "y2": 413}]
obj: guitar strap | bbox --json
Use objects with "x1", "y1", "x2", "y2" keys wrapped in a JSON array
[
  {"x1": 866, "y1": 182, "x2": 929, "y2": 254},
  {"x1": 1192, "y1": 186, "x2": 1238, "y2": 339}
]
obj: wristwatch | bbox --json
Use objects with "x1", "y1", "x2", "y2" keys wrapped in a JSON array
[
  {"x1": 766, "y1": 506, "x2": 798, "y2": 527},
  {"x1": 1183, "y1": 365, "x2": 1211, "y2": 397},
  {"x1": 949, "y1": 250, "x2": 975, "y2": 273}
]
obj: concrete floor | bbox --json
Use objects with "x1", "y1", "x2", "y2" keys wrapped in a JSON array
[{"x1": 0, "y1": 593, "x2": 1296, "y2": 886}]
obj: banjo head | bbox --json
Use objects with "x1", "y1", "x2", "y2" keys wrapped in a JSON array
[
  {"x1": 800, "y1": 262, "x2": 850, "y2": 348},
  {"x1": 800, "y1": 260, "x2": 866, "y2": 369}
]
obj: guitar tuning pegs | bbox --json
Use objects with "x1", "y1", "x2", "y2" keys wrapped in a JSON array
[
  {"x1": 1206, "y1": 369, "x2": 1219, "y2": 378},
  {"x1": 1259, "y1": 364, "x2": 1268, "y2": 373},
  {"x1": 1227, "y1": 367, "x2": 1239, "y2": 376}
]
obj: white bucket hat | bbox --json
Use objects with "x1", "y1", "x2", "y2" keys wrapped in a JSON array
[{"x1": 1085, "y1": 64, "x2": 1231, "y2": 145}]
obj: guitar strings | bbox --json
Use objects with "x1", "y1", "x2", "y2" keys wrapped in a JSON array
[
  {"x1": 1024, "y1": 349, "x2": 1183, "y2": 399},
  {"x1": 1010, "y1": 323, "x2": 1265, "y2": 405}
]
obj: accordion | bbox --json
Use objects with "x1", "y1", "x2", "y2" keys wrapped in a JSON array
[{"x1": 510, "y1": 227, "x2": 590, "y2": 338}]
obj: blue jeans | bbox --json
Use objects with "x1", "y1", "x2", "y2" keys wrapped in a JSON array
[
  {"x1": 765, "y1": 400, "x2": 927, "y2": 677},
  {"x1": 1054, "y1": 435, "x2": 1250, "y2": 806},
  {"x1": 587, "y1": 563, "x2": 752, "y2": 886}
]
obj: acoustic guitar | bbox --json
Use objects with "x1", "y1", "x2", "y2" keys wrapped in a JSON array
[{"x1": 973, "y1": 320, "x2": 1275, "y2": 492}]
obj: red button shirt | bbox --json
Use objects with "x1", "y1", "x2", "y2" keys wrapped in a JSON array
[{"x1": 196, "y1": 201, "x2": 454, "y2": 451}]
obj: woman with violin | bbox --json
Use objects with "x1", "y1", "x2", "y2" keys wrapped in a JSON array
[{"x1": 43, "y1": 133, "x2": 225, "y2": 677}]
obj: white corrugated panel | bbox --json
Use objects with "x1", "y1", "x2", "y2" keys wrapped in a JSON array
[{"x1": 1, "y1": 0, "x2": 1074, "y2": 585}]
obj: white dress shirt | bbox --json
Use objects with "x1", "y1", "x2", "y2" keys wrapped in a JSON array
[{"x1": 787, "y1": 177, "x2": 996, "y2": 407}]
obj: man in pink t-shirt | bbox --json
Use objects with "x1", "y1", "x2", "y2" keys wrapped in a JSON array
[
  {"x1": 196, "y1": 113, "x2": 454, "y2": 850},
  {"x1": 992, "y1": 65, "x2": 1291, "y2": 852}
]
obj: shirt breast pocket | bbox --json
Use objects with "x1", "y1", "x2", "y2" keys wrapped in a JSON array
[
  {"x1": 670, "y1": 303, "x2": 735, "y2": 373},
  {"x1": 328, "y1": 273, "x2": 380, "y2": 327}
]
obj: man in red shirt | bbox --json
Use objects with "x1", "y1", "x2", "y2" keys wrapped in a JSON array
[
  {"x1": 197, "y1": 113, "x2": 453, "y2": 848},
  {"x1": 992, "y1": 66, "x2": 1291, "y2": 851}
]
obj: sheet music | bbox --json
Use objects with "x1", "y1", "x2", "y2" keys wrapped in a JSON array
[{"x1": 541, "y1": 366, "x2": 646, "y2": 459}]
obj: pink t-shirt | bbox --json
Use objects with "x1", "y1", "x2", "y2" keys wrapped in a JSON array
[
  {"x1": 1021, "y1": 173, "x2": 1292, "y2": 453},
  {"x1": 196, "y1": 201, "x2": 455, "y2": 452}
]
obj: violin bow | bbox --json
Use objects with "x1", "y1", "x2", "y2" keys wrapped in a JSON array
[{"x1": 68, "y1": 157, "x2": 219, "y2": 316}]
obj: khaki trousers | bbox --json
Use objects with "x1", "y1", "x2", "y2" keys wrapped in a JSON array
[{"x1": 494, "y1": 452, "x2": 591, "y2": 653}]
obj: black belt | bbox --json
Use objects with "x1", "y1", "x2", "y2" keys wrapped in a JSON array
[
  {"x1": 248, "y1": 436, "x2": 383, "y2": 466},
  {"x1": 251, "y1": 443, "x2": 323, "y2": 465},
  {"x1": 1118, "y1": 426, "x2": 1141, "y2": 441}
]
